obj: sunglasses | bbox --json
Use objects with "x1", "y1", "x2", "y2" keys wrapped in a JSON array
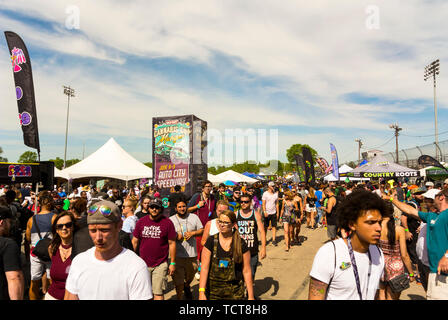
[
  {"x1": 88, "y1": 205, "x2": 112, "y2": 216},
  {"x1": 240, "y1": 200, "x2": 251, "y2": 203},
  {"x1": 217, "y1": 220, "x2": 232, "y2": 226},
  {"x1": 56, "y1": 222, "x2": 73, "y2": 230}
]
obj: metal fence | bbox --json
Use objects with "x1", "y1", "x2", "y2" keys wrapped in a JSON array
[{"x1": 381, "y1": 139, "x2": 448, "y2": 169}]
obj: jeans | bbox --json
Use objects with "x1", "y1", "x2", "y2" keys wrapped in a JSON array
[{"x1": 315, "y1": 207, "x2": 324, "y2": 225}]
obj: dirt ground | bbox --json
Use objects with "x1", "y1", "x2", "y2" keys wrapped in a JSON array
[{"x1": 165, "y1": 224, "x2": 427, "y2": 300}]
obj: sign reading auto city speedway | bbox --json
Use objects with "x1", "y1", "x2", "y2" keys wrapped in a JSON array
[{"x1": 350, "y1": 171, "x2": 420, "y2": 178}]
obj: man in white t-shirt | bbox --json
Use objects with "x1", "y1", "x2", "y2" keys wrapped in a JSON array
[
  {"x1": 169, "y1": 200, "x2": 203, "y2": 300},
  {"x1": 65, "y1": 200, "x2": 152, "y2": 300},
  {"x1": 262, "y1": 182, "x2": 279, "y2": 246},
  {"x1": 309, "y1": 189, "x2": 385, "y2": 300}
]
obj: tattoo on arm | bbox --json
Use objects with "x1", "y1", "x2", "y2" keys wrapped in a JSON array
[{"x1": 308, "y1": 277, "x2": 328, "y2": 300}]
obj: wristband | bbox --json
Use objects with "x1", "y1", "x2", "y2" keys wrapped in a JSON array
[
  {"x1": 199, "y1": 288, "x2": 206, "y2": 292},
  {"x1": 389, "y1": 197, "x2": 394, "y2": 202},
  {"x1": 170, "y1": 262, "x2": 176, "y2": 266},
  {"x1": 404, "y1": 228, "x2": 409, "y2": 232},
  {"x1": 197, "y1": 204, "x2": 200, "y2": 209},
  {"x1": 409, "y1": 273, "x2": 414, "y2": 277}
]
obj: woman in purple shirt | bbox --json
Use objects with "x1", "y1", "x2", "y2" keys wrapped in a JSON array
[{"x1": 45, "y1": 212, "x2": 76, "y2": 300}]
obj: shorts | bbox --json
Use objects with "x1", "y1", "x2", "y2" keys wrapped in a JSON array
[
  {"x1": 172, "y1": 257, "x2": 198, "y2": 287},
  {"x1": 30, "y1": 254, "x2": 51, "y2": 281},
  {"x1": 148, "y1": 261, "x2": 168, "y2": 296},
  {"x1": 44, "y1": 292, "x2": 58, "y2": 300},
  {"x1": 282, "y1": 215, "x2": 293, "y2": 224},
  {"x1": 427, "y1": 273, "x2": 448, "y2": 300},
  {"x1": 264, "y1": 214, "x2": 277, "y2": 229}
]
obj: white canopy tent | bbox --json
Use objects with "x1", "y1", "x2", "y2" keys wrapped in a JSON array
[
  {"x1": 207, "y1": 173, "x2": 222, "y2": 184},
  {"x1": 54, "y1": 167, "x2": 69, "y2": 180},
  {"x1": 60, "y1": 138, "x2": 153, "y2": 181},
  {"x1": 324, "y1": 164, "x2": 369, "y2": 182},
  {"x1": 214, "y1": 170, "x2": 259, "y2": 183}
]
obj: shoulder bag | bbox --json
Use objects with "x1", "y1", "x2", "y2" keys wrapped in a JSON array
[{"x1": 32, "y1": 215, "x2": 52, "y2": 262}]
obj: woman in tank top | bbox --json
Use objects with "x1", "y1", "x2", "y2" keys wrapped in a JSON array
[
  {"x1": 46, "y1": 211, "x2": 75, "y2": 300},
  {"x1": 378, "y1": 207, "x2": 414, "y2": 300},
  {"x1": 201, "y1": 200, "x2": 229, "y2": 247},
  {"x1": 280, "y1": 192, "x2": 299, "y2": 252}
]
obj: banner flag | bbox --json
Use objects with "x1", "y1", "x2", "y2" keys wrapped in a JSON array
[
  {"x1": 4, "y1": 31, "x2": 40, "y2": 153},
  {"x1": 418, "y1": 155, "x2": 448, "y2": 174},
  {"x1": 330, "y1": 143, "x2": 339, "y2": 180},
  {"x1": 302, "y1": 147, "x2": 315, "y2": 184},
  {"x1": 294, "y1": 154, "x2": 306, "y2": 182},
  {"x1": 316, "y1": 157, "x2": 330, "y2": 173}
]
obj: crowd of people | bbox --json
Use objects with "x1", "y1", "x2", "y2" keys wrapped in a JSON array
[{"x1": 0, "y1": 176, "x2": 447, "y2": 300}]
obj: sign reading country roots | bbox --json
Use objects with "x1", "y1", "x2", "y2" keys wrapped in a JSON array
[
  {"x1": 153, "y1": 118, "x2": 191, "y2": 190},
  {"x1": 349, "y1": 171, "x2": 420, "y2": 178}
]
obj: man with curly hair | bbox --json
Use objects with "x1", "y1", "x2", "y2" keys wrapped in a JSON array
[{"x1": 309, "y1": 189, "x2": 385, "y2": 300}]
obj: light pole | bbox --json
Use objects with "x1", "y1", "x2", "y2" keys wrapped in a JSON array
[
  {"x1": 389, "y1": 123, "x2": 402, "y2": 163},
  {"x1": 355, "y1": 138, "x2": 363, "y2": 164},
  {"x1": 63, "y1": 86, "x2": 75, "y2": 169},
  {"x1": 424, "y1": 59, "x2": 440, "y2": 161}
]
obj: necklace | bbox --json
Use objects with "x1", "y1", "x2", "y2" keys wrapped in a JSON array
[
  {"x1": 59, "y1": 243, "x2": 72, "y2": 262},
  {"x1": 219, "y1": 234, "x2": 232, "y2": 251}
]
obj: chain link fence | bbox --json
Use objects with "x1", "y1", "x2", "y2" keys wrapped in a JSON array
[{"x1": 381, "y1": 139, "x2": 448, "y2": 169}]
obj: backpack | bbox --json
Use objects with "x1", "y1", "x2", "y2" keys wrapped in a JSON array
[{"x1": 32, "y1": 215, "x2": 52, "y2": 262}]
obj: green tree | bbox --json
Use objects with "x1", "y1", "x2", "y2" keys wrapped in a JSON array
[
  {"x1": 144, "y1": 162, "x2": 152, "y2": 168},
  {"x1": 0, "y1": 147, "x2": 7, "y2": 162},
  {"x1": 18, "y1": 151, "x2": 37, "y2": 163},
  {"x1": 49, "y1": 157, "x2": 64, "y2": 169},
  {"x1": 286, "y1": 144, "x2": 318, "y2": 164},
  {"x1": 49, "y1": 157, "x2": 80, "y2": 169},
  {"x1": 65, "y1": 159, "x2": 80, "y2": 168},
  {"x1": 346, "y1": 161, "x2": 356, "y2": 169}
]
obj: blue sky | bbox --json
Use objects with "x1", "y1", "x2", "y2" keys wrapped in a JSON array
[{"x1": 1, "y1": 0, "x2": 448, "y2": 168}]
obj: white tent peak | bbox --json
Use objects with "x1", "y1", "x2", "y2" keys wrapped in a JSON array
[
  {"x1": 61, "y1": 138, "x2": 152, "y2": 181},
  {"x1": 215, "y1": 170, "x2": 258, "y2": 183}
]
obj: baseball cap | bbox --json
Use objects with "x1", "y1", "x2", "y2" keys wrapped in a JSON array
[
  {"x1": 149, "y1": 198, "x2": 163, "y2": 209},
  {"x1": 425, "y1": 181, "x2": 434, "y2": 187},
  {"x1": 87, "y1": 200, "x2": 121, "y2": 225},
  {"x1": 421, "y1": 189, "x2": 441, "y2": 200},
  {"x1": 0, "y1": 206, "x2": 13, "y2": 220},
  {"x1": 268, "y1": 181, "x2": 275, "y2": 187}
]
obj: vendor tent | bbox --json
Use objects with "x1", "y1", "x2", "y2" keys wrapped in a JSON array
[
  {"x1": 215, "y1": 170, "x2": 258, "y2": 183},
  {"x1": 54, "y1": 167, "x2": 69, "y2": 180},
  {"x1": 60, "y1": 138, "x2": 153, "y2": 181},
  {"x1": 348, "y1": 154, "x2": 419, "y2": 179},
  {"x1": 242, "y1": 172, "x2": 263, "y2": 180},
  {"x1": 207, "y1": 173, "x2": 222, "y2": 184},
  {"x1": 324, "y1": 164, "x2": 369, "y2": 182}
]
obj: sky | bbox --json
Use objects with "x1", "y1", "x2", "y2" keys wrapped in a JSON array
[{"x1": 1, "y1": 0, "x2": 448, "y2": 168}]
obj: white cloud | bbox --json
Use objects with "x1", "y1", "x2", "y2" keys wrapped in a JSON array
[{"x1": 1, "y1": 0, "x2": 447, "y2": 164}]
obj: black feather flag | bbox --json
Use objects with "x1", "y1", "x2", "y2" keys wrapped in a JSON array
[{"x1": 4, "y1": 31, "x2": 40, "y2": 154}]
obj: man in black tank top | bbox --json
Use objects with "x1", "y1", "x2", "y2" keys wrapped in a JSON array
[{"x1": 236, "y1": 194, "x2": 266, "y2": 283}]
